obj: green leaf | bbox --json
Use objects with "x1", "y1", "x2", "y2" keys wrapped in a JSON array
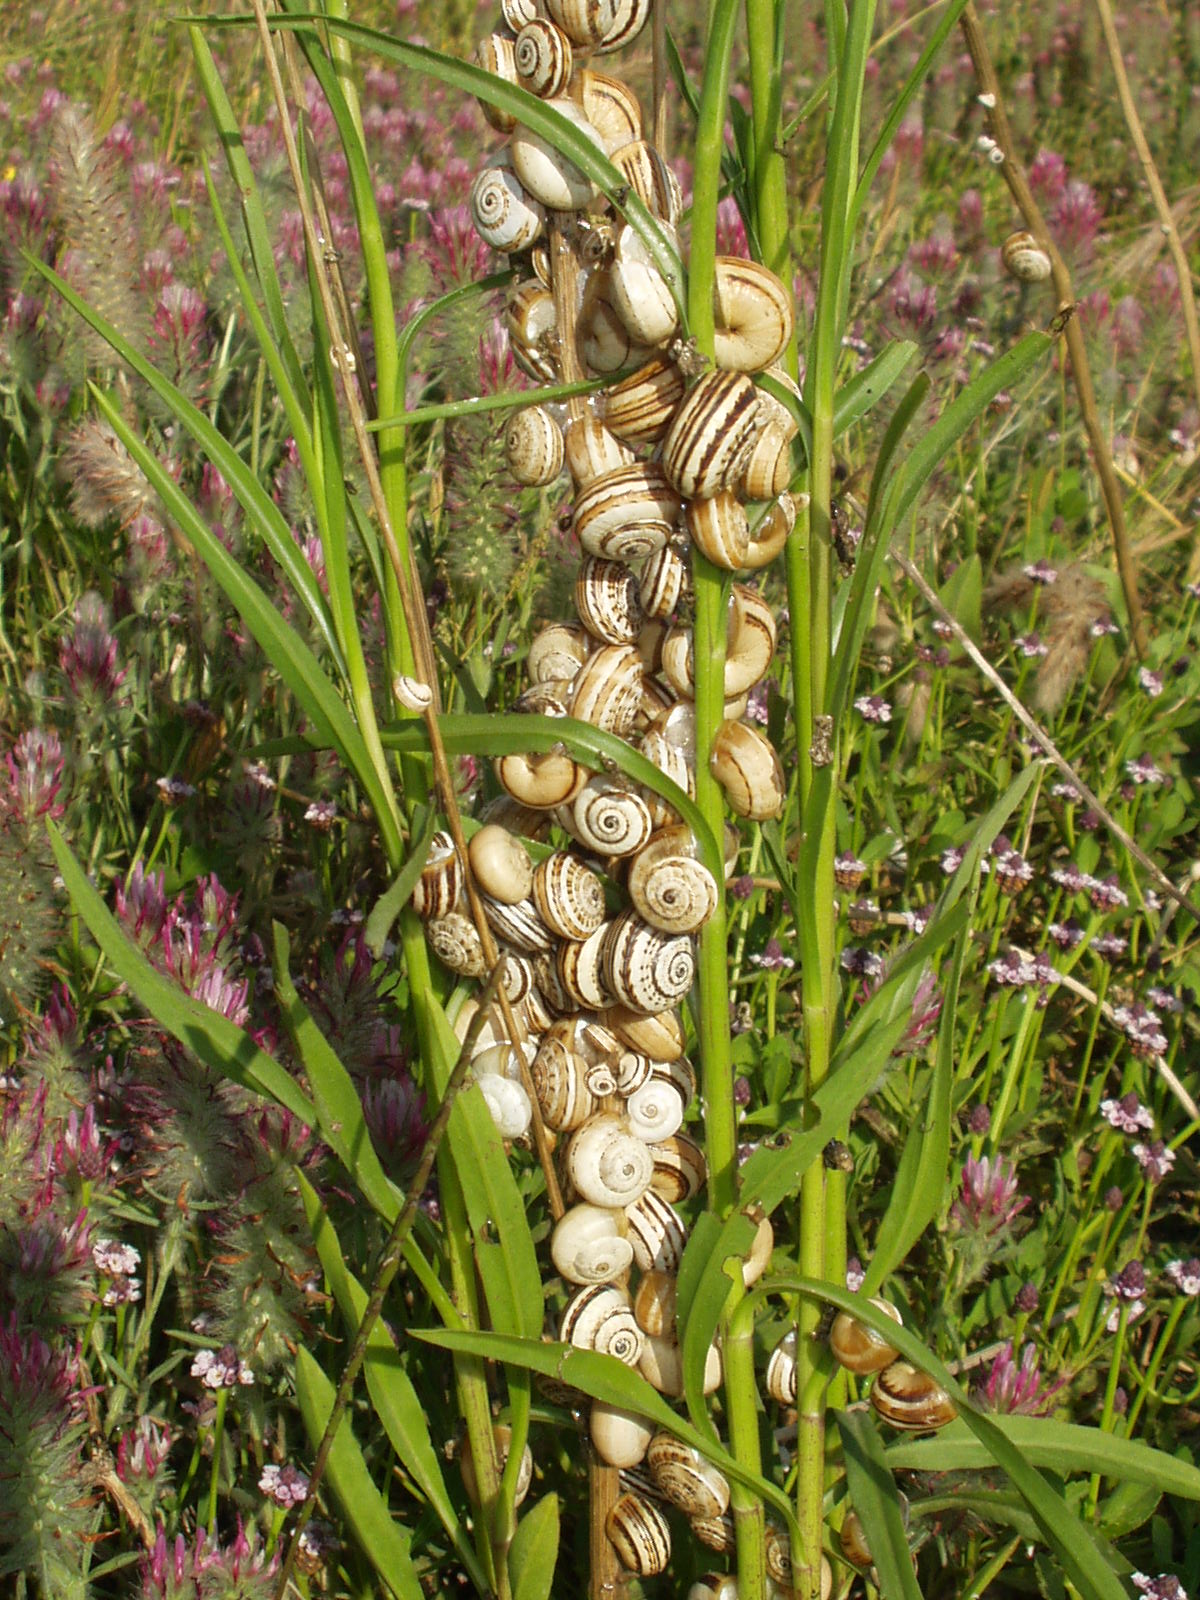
[
  {"x1": 833, "y1": 341, "x2": 920, "y2": 439},
  {"x1": 295, "y1": 1347, "x2": 424, "y2": 1600},
  {"x1": 366, "y1": 806, "x2": 437, "y2": 959},
  {"x1": 296, "y1": 1173, "x2": 486, "y2": 1590},
  {"x1": 837, "y1": 1409, "x2": 924, "y2": 1600},
  {"x1": 508, "y1": 1493, "x2": 560, "y2": 1600},
  {"x1": 939, "y1": 553, "x2": 983, "y2": 645},
  {"x1": 47, "y1": 822, "x2": 315, "y2": 1125}
]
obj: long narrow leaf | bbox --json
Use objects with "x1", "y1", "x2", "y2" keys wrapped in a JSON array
[
  {"x1": 838, "y1": 1408, "x2": 925, "y2": 1600},
  {"x1": 833, "y1": 340, "x2": 920, "y2": 438}
]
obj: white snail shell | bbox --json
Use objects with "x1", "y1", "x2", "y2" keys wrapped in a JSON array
[
  {"x1": 590, "y1": 1401, "x2": 654, "y2": 1468},
  {"x1": 425, "y1": 911, "x2": 487, "y2": 978},
  {"x1": 594, "y1": 0, "x2": 653, "y2": 53},
  {"x1": 686, "y1": 491, "x2": 751, "y2": 571},
  {"x1": 741, "y1": 1206, "x2": 774, "y2": 1287},
  {"x1": 764, "y1": 1523, "x2": 794, "y2": 1585},
  {"x1": 744, "y1": 491, "x2": 795, "y2": 570},
  {"x1": 393, "y1": 672, "x2": 434, "y2": 712},
  {"x1": 470, "y1": 160, "x2": 546, "y2": 252},
  {"x1": 1001, "y1": 228, "x2": 1052, "y2": 282},
  {"x1": 532, "y1": 851, "x2": 607, "y2": 941},
  {"x1": 563, "y1": 412, "x2": 635, "y2": 486},
  {"x1": 575, "y1": 556, "x2": 643, "y2": 644},
  {"x1": 709, "y1": 720, "x2": 786, "y2": 821},
  {"x1": 502, "y1": 0, "x2": 545, "y2": 27},
  {"x1": 478, "y1": 1073, "x2": 533, "y2": 1139},
  {"x1": 830, "y1": 1298, "x2": 903, "y2": 1374},
  {"x1": 550, "y1": 1202, "x2": 633, "y2": 1284},
  {"x1": 566, "y1": 775, "x2": 653, "y2": 857},
  {"x1": 473, "y1": 32, "x2": 521, "y2": 133},
  {"x1": 690, "y1": 1517, "x2": 736, "y2": 1556},
  {"x1": 602, "y1": 909, "x2": 696, "y2": 1013},
  {"x1": 543, "y1": 0, "x2": 620, "y2": 46},
  {"x1": 725, "y1": 584, "x2": 777, "y2": 696},
  {"x1": 766, "y1": 1330, "x2": 798, "y2": 1405},
  {"x1": 602, "y1": 1002, "x2": 685, "y2": 1061},
  {"x1": 556, "y1": 923, "x2": 620, "y2": 1010},
  {"x1": 531, "y1": 1030, "x2": 597, "y2": 1130},
  {"x1": 469, "y1": 824, "x2": 533, "y2": 904},
  {"x1": 505, "y1": 404, "x2": 565, "y2": 487},
  {"x1": 560, "y1": 1282, "x2": 645, "y2": 1364},
  {"x1": 514, "y1": 18, "x2": 573, "y2": 97},
  {"x1": 567, "y1": 1113, "x2": 655, "y2": 1208},
  {"x1": 507, "y1": 278, "x2": 558, "y2": 382},
  {"x1": 510, "y1": 98, "x2": 605, "y2": 211},
  {"x1": 624, "y1": 1075, "x2": 686, "y2": 1144},
  {"x1": 581, "y1": 287, "x2": 652, "y2": 375},
  {"x1": 739, "y1": 417, "x2": 793, "y2": 501},
  {"x1": 627, "y1": 827, "x2": 718, "y2": 935},
  {"x1": 412, "y1": 830, "x2": 462, "y2": 921},
  {"x1": 712, "y1": 256, "x2": 794, "y2": 372},
  {"x1": 495, "y1": 750, "x2": 587, "y2": 809},
  {"x1": 573, "y1": 463, "x2": 681, "y2": 564},
  {"x1": 662, "y1": 370, "x2": 761, "y2": 499},
  {"x1": 611, "y1": 138, "x2": 682, "y2": 222},
  {"x1": 688, "y1": 1572, "x2": 739, "y2": 1600},
  {"x1": 632, "y1": 1268, "x2": 677, "y2": 1337},
  {"x1": 481, "y1": 893, "x2": 554, "y2": 954},
  {"x1": 609, "y1": 223, "x2": 680, "y2": 347},
  {"x1": 624, "y1": 1188, "x2": 688, "y2": 1272},
  {"x1": 646, "y1": 1433, "x2": 730, "y2": 1519},
  {"x1": 606, "y1": 1491, "x2": 672, "y2": 1575},
  {"x1": 603, "y1": 355, "x2": 686, "y2": 447},
  {"x1": 569, "y1": 644, "x2": 644, "y2": 736},
  {"x1": 573, "y1": 69, "x2": 642, "y2": 150},
  {"x1": 638, "y1": 1331, "x2": 721, "y2": 1397},
  {"x1": 527, "y1": 619, "x2": 589, "y2": 684}
]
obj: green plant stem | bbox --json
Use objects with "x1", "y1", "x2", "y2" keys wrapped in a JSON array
[
  {"x1": 206, "y1": 1387, "x2": 228, "y2": 1534},
  {"x1": 745, "y1": 0, "x2": 797, "y2": 375},
  {"x1": 1123, "y1": 1299, "x2": 1186, "y2": 1437},
  {"x1": 1087, "y1": 1302, "x2": 1130, "y2": 1519}
]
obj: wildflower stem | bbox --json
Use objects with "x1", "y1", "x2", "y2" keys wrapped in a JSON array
[
  {"x1": 1087, "y1": 1302, "x2": 1130, "y2": 1519},
  {"x1": 206, "y1": 1387, "x2": 228, "y2": 1534},
  {"x1": 1122, "y1": 1299, "x2": 1186, "y2": 1437}
]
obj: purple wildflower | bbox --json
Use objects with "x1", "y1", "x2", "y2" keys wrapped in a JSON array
[
  {"x1": 854, "y1": 694, "x2": 892, "y2": 723},
  {"x1": 1051, "y1": 861, "x2": 1089, "y2": 893},
  {"x1": 1138, "y1": 666, "x2": 1164, "y2": 698},
  {"x1": 976, "y1": 1341, "x2": 1064, "y2": 1416},
  {"x1": 259, "y1": 1462, "x2": 310, "y2": 1508},
  {"x1": 950, "y1": 1154, "x2": 1029, "y2": 1236},
  {"x1": 190, "y1": 1344, "x2": 254, "y2": 1389},
  {"x1": 966, "y1": 1104, "x2": 991, "y2": 1135},
  {"x1": 1016, "y1": 632, "x2": 1048, "y2": 658},
  {"x1": 992, "y1": 847, "x2": 1033, "y2": 894},
  {"x1": 846, "y1": 1258, "x2": 866, "y2": 1292},
  {"x1": 155, "y1": 776, "x2": 196, "y2": 803},
  {"x1": 1125, "y1": 755, "x2": 1165, "y2": 785},
  {"x1": 841, "y1": 946, "x2": 883, "y2": 979},
  {"x1": 1100, "y1": 1093, "x2": 1153, "y2": 1134},
  {"x1": 1132, "y1": 1140, "x2": 1175, "y2": 1183},
  {"x1": 304, "y1": 798, "x2": 337, "y2": 830},
  {"x1": 92, "y1": 1239, "x2": 140, "y2": 1277},
  {"x1": 1090, "y1": 615, "x2": 1119, "y2": 637},
  {"x1": 115, "y1": 1416, "x2": 171, "y2": 1483},
  {"x1": 1131, "y1": 1577, "x2": 1188, "y2": 1600},
  {"x1": 1146, "y1": 987, "x2": 1183, "y2": 1014},
  {"x1": 834, "y1": 852, "x2": 867, "y2": 891},
  {"x1": 1022, "y1": 559, "x2": 1058, "y2": 584},
  {"x1": 4, "y1": 729, "x2": 66, "y2": 823},
  {"x1": 1104, "y1": 1261, "x2": 1147, "y2": 1330},
  {"x1": 750, "y1": 938, "x2": 795, "y2": 972},
  {"x1": 1049, "y1": 920, "x2": 1084, "y2": 950},
  {"x1": 1087, "y1": 874, "x2": 1128, "y2": 912},
  {"x1": 1113, "y1": 1001, "x2": 1168, "y2": 1059},
  {"x1": 940, "y1": 844, "x2": 966, "y2": 875},
  {"x1": 1091, "y1": 933, "x2": 1128, "y2": 958},
  {"x1": 1013, "y1": 1281, "x2": 1039, "y2": 1314}
]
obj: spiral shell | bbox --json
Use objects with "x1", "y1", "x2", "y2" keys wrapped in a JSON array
[
  {"x1": 662, "y1": 370, "x2": 761, "y2": 499},
  {"x1": 639, "y1": 1332, "x2": 721, "y2": 1397},
  {"x1": 764, "y1": 1523, "x2": 793, "y2": 1585},
  {"x1": 638, "y1": 723, "x2": 694, "y2": 830},
  {"x1": 468, "y1": 824, "x2": 533, "y2": 904},
  {"x1": 412, "y1": 830, "x2": 462, "y2": 920},
  {"x1": 500, "y1": 953, "x2": 535, "y2": 1006},
  {"x1": 625, "y1": 1074, "x2": 686, "y2": 1144},
  {"x1": 581, "y1": 288, "x2": 650, "y2": 374},
  {"x1": 510, "y1": 98, "x2": 604, "y2": 210},
  {"x1": 648, "y1": 1131, "x2": 707, "y2": 1201},
  {"x1": 632, "y1": 1268, "x2": 677, "y2": 1337},
  {"x1": 478, "y1": 1073, "x2": 533, "y2": 1138},
  {"x1": 560, "y1": 1282, "x2": 645, "y2": 1364},
  {"x1": 550, "y1": 1202, "x2": 633, "y2": 1284},
  {"x1": 573, "y1": 463, "x2": 681, "y2": 563},
  {"x1": 602, "y1": 355, "x2": 685, "y2": 447},
  {"x1": 473, "y1": 33, "x2": 521, "y2": 133},
  {"x1": 709, "y1": 720, "x2": 785, "y2": 821},
  {"x1": 739, "y1": 418, "x2": 793, "y2": 501},
  {"x1": 574, "y1": 69, "x2": 642, "y2": 150},
  {"x1": 470, "y1": 161, "x2": 546, "y2": 251},
  {"x1": 726, "y1": 585, "x2": 777, "y2": 695},
  {"x1": 766, "y1": 1330, "x2": 797, "y2": 1405},
  {"x1": 612, "y1": 139, "x2": 682, "y2": 223},
  {"x1": 607, "y1": 1491, "x2": 672, "y2": 1575},
  {"x1": 507, "y1": 279, "x2": 558, "y2": 382},
  {"x1": 686, "y1": 490, "x2": 750, "y2": 571},
  {"x1": 744, "y1": 491, "x2": 795, "y2": 570},
  {"x1": 839, "y1": 1509, "x2": 873, "y2": 1570},
  {"x1": 870, "y1": 1360, "x2": 958, "y2": 1432},
  {"x1": 591, "y1": 1401, "x2": 654, "y2": 1468},
  {"x1": 609, "y1": 223, "x2": 680, "y2": 346},
  {"x1": 567, "y1": 775, "x2": 652, "y2": 857},
  {"x1": 625, "y1": 827, "x2": 717, "y2": 935},
  {"x1": 603, "y1": 1003, "x2": 685, "y2": 1060},
  {"x1": 514, "y1": 17, "x2": 573, "y2": 96},
  {"x1": 624, "y1": 1189, "x2": 688, "y2": 1272},
  {"x1": 1001, "y1": 228, "x2": 1052, "y2": 283},
  {"x1": 567, "y1": 1113, "x2": 655, "y2": 1208},
  {"x1": 502, "y1": 0, "x2": 544, "y2": 26},
  {"x1": 527, "y1": 620, "x2": 589, "y2": 684},
  {"x1": 831, "y1": 1298, "x2": 903, "y2": 1374},
  {"x1": 712, "y1": 256, "x2": 794, "y2": 372},
  {"x1": 741, "y1": 1206, "x2": 774, "y2": 1287},
  {"x1": 637, "y1": 543, "x2": 689, "y2": 627},
  {"x1": 690, "y1": 1521, "x2": 736, "y2": 1557},
  {"x1": 602, "y1": 909, "x2": 695, "y2": 1013},
  {"x1": 564, "y1": 413, "x2": 635, "y2": 486},
  {"x1": 459, "y1": 1423, "x2": 533, "y2": 1509},
  {"x1": 532, "y1": 851, "x2": 607, "y2": 940},
  {"x1": 556, "y1": 924, "x2": 619, "y2": 1010},
  {"x1": 594, "y1": 0, "x2": 652, "y2": 52},
  {"x1": 544, "y1": 0, "x2": 619, "y2": 45},
  {"x1": 482, "y1": 894, "x2": 554, "y2": 954},
  {"x1": 532, "y1": 1031, "x2": 597, "y2": 1130},
  {"x1": 647, "y1": 1434, "x2": 730, "y2": 1519},
  {"x1": 426, "y1": 911, "x2": 487, "y2": 978},
  {"x1": 575, "y1": 556, "x2": 643, "y2": 644},
  {"x1": 505, "y1": 404, "x2": 565, "y2": 487},
  {"x1": 496, "y1": 750, "x2": 586, "y2": 809}
]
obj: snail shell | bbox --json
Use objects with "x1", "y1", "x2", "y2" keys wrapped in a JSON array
[
  {"x1": 573, "y1": 69, "x2": 642, "y2": 151},
  {"x1": 532, "y1": 1030, "x2": 597, "y2": 1130},
  {"x1": 510, "y1": 98, "x2": 604, "y2": 210},
  {"x1": 688, "y1": 1578, "x2": 738, "y2": 1600},
  {"x1": 648, "y1": 1131, "x2": 707, "y2": 1202},
  {"x1": 712, "y1": 256, "x2": 794, "y2": 372},
  {"x1": 741, "y1": 1206, "x2": 774, "y2": 1287},
  {"x1": 647, "y1": 1433, "x2": 730, "y2": 1519},
  {"x1": 425, "y1": 911, "x2": 487, "y2": 978},
  {"x1": 594, "y1": 0, "x2": 653, "y2": 53},
  {"x1": 468, "y1": 824, "x2": 533, "y2": 904},
  {"x1": 470, "y1": 160, "x2": 546, "y2": 252},
  {"x1": 1001, "y1": 228, "x2": 1052, "y2": 283},
  {"x1": 505, "y1": 404, "x2": 565, "y2": 487},
  {"x1": 500, "y1": 953, "x2": 536, "y2": 1007},
  {"x1": 576, "y1": 556, "x2": 643, "y2": 644},
  {"x1": 602, "y1": 1003, "x2": 685, "y2": 1060},
  {"x1": 609, "y1": 223, "x2": 680, "y2": 347},
  {"x1": 839, "y1": 1509, "x2": 873, "y2": 1570},
  {"x1": 739, "y1": 417, "x2": 793, "y2": 501},
  {"x1": 637, "y1": 543, "x2": 689, "y2": 625},
  {"x1": 507, "y1": 279, "x2": 558, "y2": 382},
  {"x1": 632, "y1": 1268, "x2": 677, "y2": 1337},
  {"x1": 514, "y1": 681, "x2": 571, "y2": 718},
  {"x1": 628, "y1": 826, "x2": 719, "y2": 934},
  {"x1": 662, "y1": 370, "x2": 761, "y2": 499},
  {"x1": 624, "y1": 1189, "x2": 688, "y2": 1272},
  {"x1": 690, "y1": 1518, "x2": 736, "y2": 1557},
  {"x1": 709, "y1": 721, "x2": 786, "y2": 821},
  {"x1": 550, "y1": 1202, "x2": 633, "y2": 1284},
  {"x1": 603, "y1": 355, "x2": 686, "y2": 447},
  {"x1": 590, "y1": 1401, "x2": 654, "y2": 1468},
  {"x1": 412, "y1": 830, "x2": 462, "y2": 920},
  {"x1": 502, "y1": 0, "x2": 544, "y2": 23},
  {"x1": 495, "y1": 750, "x2": 587, "y2": 809},
  {"x1": 870, "y1": 1360, "x2": 957, "y2": 1432},
  {"x1": 606, "y1": 1491, "x2": 672, "y2": 1576},
  {"x1": 556, "y1": 923, "x2": 620, "y2": 1010},
  {"x1": 744, "y1": 491, "x2": 795, "y2": 570},
  {"x1": 611, "y1": 138, "x2": 682, "y2": 223},
  {"x1": 478, "y1": 1073, "x2": 533, "y2": 1139},
  {"x1": 602, "y1": 909, "x2": 696, "y2": 1013},
  {"x1": 581, "y1": 287, "x2": 652, "y2": 375},
  {"x1": 639, "y1": 1331, "x2": 721, "y2": 1397},
  {"x1": 544, "y1": 0, "x2": 619, "y2": 45},
  {"x1": 725, "y1": 584, "x2": 778, "y2": 696},
  {"x1": 459, "y1": 1423, "x2": 533, "y2": 1509},
  {"x1": 473, "y1": 32, "x2": 521, "y2": 133},
  {"x1": 764, "y1": 1523, "x2": 793, "y2": 1585},
  {"x1": 564, "y1": 412, "x2": 635, "y2": 487},
  {"x1": 514, "y1": 18, "x2": 573, "y2": 97},
  {"x1": 615, "y1": 1049, "x2": 653, "y2": 1095},
  {"x1": 830, "y1": 1298, "x2": 903, "y2": 1374},
  {"x1": 766, "y1": 1330, "x2": 797, "y2": 1405},
  {"x1": 573, "y1": 463, "x2": 682, "y2": 564},
  {"x1": 566, "y1": 776, "x2": 652, "y2": 857},
  {"x1": 532, "y1": 851, "x2": 607, "y2": 940},
  {"x1": 532, "y1": 951, "x2": 576, "y2": 1016},
  {"x1": 481, "y1": 894, "x2": 554, "y2": 954},
  {"x1": 527, "y1": 619, "x2": 589, "y2": 684},
  {"x1": 624, "y1": 1073, "x2": 686, "y2": 1144},
  {"x1": 567, "y1": 1113, "x2": 655, "y2": 1208},
  {"x1": 569, "y1": 646, "x2": 645, "y2": 736},
  {"x1": 559, "y1": 1282, "x2": 645, "y2": 1364},
  {"x1": 686, "y1": 490, "x2": 751, "y2": 571},
  {"x1": 637, "y1": 723, "x2": 694, "y2": 830}
]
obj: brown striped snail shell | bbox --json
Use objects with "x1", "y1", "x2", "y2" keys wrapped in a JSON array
[
  {"x1": 565, "y1": 775, "x2": 653, "y2": 857},
  {"x1": 581, "y1": 287, "x2": 652, "y2": 375},
  {"x1": 575, "y1": 556, "x2": 643, "y2": 644},
  {"x1": 514, "y1": 681, "x2": 572, "y2": 719},
  {"x1": 458, "y1": 1423, "x2": 533, "y2": 1509},
  {"x1": 738, "y1": 417, "x2": 793, "y2": 501},
  {"x1": 527, "y1": 619, "x2": 589, "y2": 683},
  {"x1": 594, "y1": 0, "x2": 652, "y2": 53},
  {"x1": 725, "y1": 584, "x2": 778, "y2": 696},
  {"x1": 502, "y1": 0, "x2": 544, "y2": 27},
  {"x1": 829, "y1": 1297, "x2": 903, "y2": 1374},
  {"x1": 556, "y1": 924, "x2": 619, "y2": 1010},
  {"x1": 712, "y1": 256, "x2": 794, "y2": 372},
  {"x1": 563, "y1": 412, "x2": 635, "y2": 486},
  {"x1": 531, "y1": 1028, "x2": 596, "y2": 1130},
  {"x1": 505, "y1": 403, "x2": 564, "y2": 487},
  {"x1": 543, "y1": 0, "x2": 619, "y2": 46},
  {"x1": 609, "y1": 222, "x2": 680, "y2": 347},
  {"x1": 602, "y1": 354, "x2": 686, "y2": 446},
  {"x1": 686, "y1": 490, "x2": 751, "y2": 571},
  {"x1": 468, "y1": 823, "x2": 533, "y2": 904},
  {"x1": 637, "y1": 723, "x2": 695, "y2": 829},
  {"x1": 602, "y1": 1002, "x2": 685, "y2": 1060},
  {"x1": 514, "y1": 17, "x2": 573, "y2": 97},
  {"x1": 638, "y1": 540, "x2": 689, "y2": 620},
  {"x1": 1001, "y1": 228, "x2": 1052, "y2": 283},
  {"x1": 496, "y1": 749, "x2": 587, "y2": 809},
  {"x1": 616, "y1": 1465, "x2": 665, "y2": 1505},
  {"x1": 507, "y1": 278, "x2": 559, "y2": 382},
  {"x1": 481, "y1": 893, "x2": 554, "y2": 954},
  {"x1": 559, "y1": 1282, "x2": 645, "y2": 1364},
  {"x1": 743, "y1": 491, "x2": 795, "y2": 570},
  {"x1": 500, "y1": 952, "x2": 536, "y2": 1006},
  {"x1": 690, "y1": 1514, "x2": 736, "y2": 1555},
  {"x1": 709, "y1": 720, "x2": 786, "y2": 821},
  {"x1": 473, "y1": 32, "x2": 521, "y2": 133},
  {"x1": 569, "y1": 643, "x2": 644, "y2": 735},
  {"x1": 470, "y1": 160, "x2": 546, "y2": 252},
  {"x1": 573, "y1": 69, "x2": 642, "y2": 151},
  {"x1": 532, "y1": 851, "x2": 607, "y2": 941},
  {"x1": 510, "y1": 99, "x2": 604, "y2": 211},
  {"x1": 532, "y1": 950, "x2": 576, "y2": 1016},
  {"x1": 624, "y1": 1189, "x2": 688, "y2": 1272},
  {"x1": 615, "y1": 1049, "x2": 653, "y2": 1094},
  {"x1": 638, "y1": 1331, "x2": 721, "y2": 1397},
  {"x1": 602, "y1": 909, "x2": 696, "y2": 1013},
  {"x1": 606, "y1": 1491, "x2": 672, "y2": 1576},
  {"x1": 624, "y1": 1072, "x2": 686, "y2": 1144},
  {"x1": 628, "y1": 825, "x2": 718, "y2": 934},
  {"x1": 573, "y1": 462, "x2": 681, "y2": 564},
  {"x1": 611, "y1": 138, "x2": 683, "y2": 223},
  {"x1": 647, "y1": 1131, "x2": 707, "y2": 1202},
  {"x1": 647, "y1": 1433, "x2": 731, "y2": 1518},
  {"x1": 662, "y1": 370, "x2": 761, "y2": 499},
  {"x1": 764, "y1": 1523, "x2": 793, "y2": 1585},
  {"x1": 425, "y1": 911, "x2": 487, "y2": 978},
  {"x1": 412, "y1": 829, "x2": 462, "y2": 920},
  {"x1": 567, "y1": 1113, "x2": 655, "y2": 1208},
  {"x1": 839, "y1": 1508, "x2": 873, "y2": 1570},
  {"x1": 766, "y1": 1329, "x2": 797, "y2": 1405},
  {"x1": 632, "y1": 1268, "x2": 677, "y2": 1337},
  {"x1": 590, "y1": 1401, "x2": 654, "y2": 1468},
  {"x1": 870, "y1": 1360, "x2": 957, "y2": 1432},
  {"x1": 550, "y1": 1201, "x2": 633, "y2": 1284}
]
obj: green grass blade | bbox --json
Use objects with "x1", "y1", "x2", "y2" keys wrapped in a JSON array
[
  {"x1": 837, "y1": 1408, "x2": 925, "y2": 1600},
  {"x1": 508, "y1": 1494, "x2": 560, "y2": 1600},
  {"x1": 295, "y1": 1347, "x2": 425, "y2": 1600},
  {"x1": 365, "y1": 805, "x2": 436, "y2": 958},
  {"x1": 47, "y1": 822, "x2": 315, "y2": 1125},
  {"x1": 687, "y1": 0, "x2": 741, "y2": 356},
  {"x1": 833, "y1": 340, "x2": 920, "y2": 438},
  {"x1": 371, "y1": 375, "x2": 610, "y2": 431}
]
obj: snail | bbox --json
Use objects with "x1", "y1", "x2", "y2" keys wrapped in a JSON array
[
  {"x1": 829, "y1": 1297, "x2": 903, "y2": 1374},
  {"x1": 870, "y1": 1359, "x2": 958, "y2": 1432}
]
